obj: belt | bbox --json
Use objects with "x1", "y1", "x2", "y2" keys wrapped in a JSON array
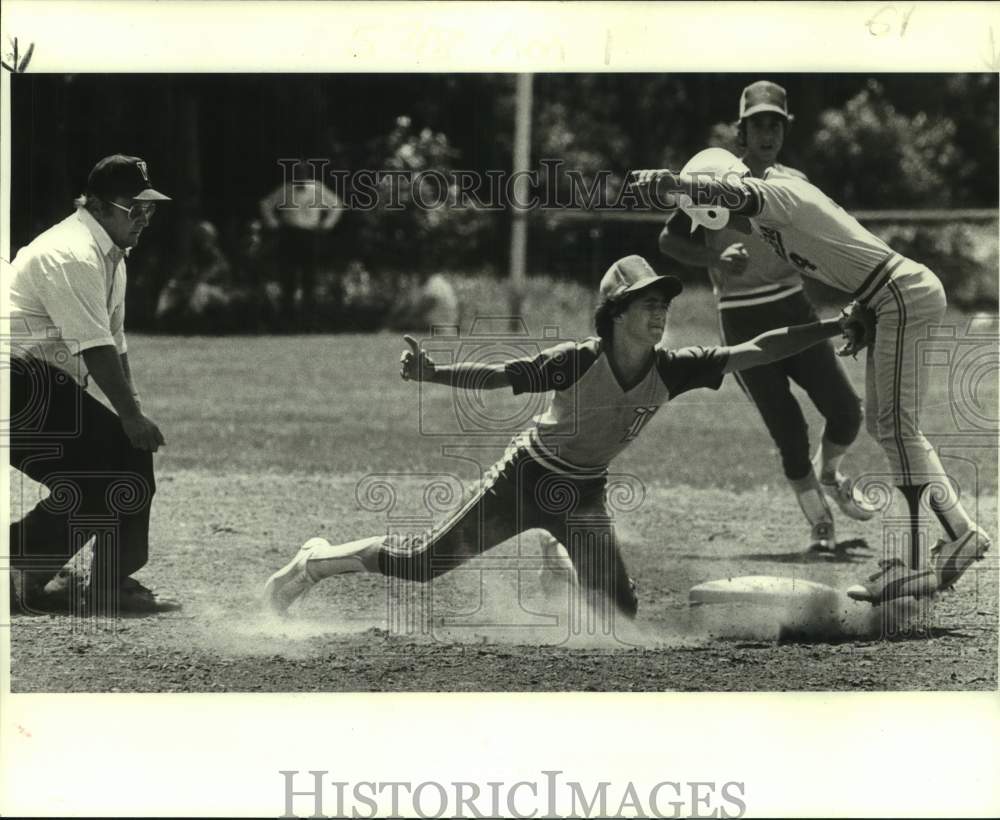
[
  {"x1": 520, "y1": 431, "x2": 609, "y2": 480},
  {"x1": 853, "y1": 252, "x2": 905, "y2": 305},
  {"x1": 716, "y1": 283, "x2": 803, "y2": 310}
]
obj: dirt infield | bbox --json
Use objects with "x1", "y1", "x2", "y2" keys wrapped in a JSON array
[
  {"x1": 10, "y1": 472, "x2": 997, "y2": 692},
  {"x1": 7, "y1": 318, "x2": 999, "y2": 692}
]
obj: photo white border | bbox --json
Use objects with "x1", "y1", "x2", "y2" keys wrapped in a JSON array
[{"x1": 2, "y1": 1, "x2": 999, "y2": 817}]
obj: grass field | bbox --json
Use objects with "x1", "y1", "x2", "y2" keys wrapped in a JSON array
[{"x1": 8, "y1": 284, "x2": 999, "y2": 691}]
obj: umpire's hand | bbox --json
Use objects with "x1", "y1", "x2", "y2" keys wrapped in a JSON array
[
  {"x1": 121, "y1": 412, "x2": 167, "y2": 452},
  {"x1": 400, "y1": 335, "x2": 437, "y2": 382}
]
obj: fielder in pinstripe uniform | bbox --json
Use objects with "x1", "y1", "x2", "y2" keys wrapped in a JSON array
[
  {"x1": 631, "y1": 150, "x2": 992, "y2": 604},
  {"x1": 264, "y1": 255, "x2": 849, "y2": 619},
  {"x1": 659, "y1": 81, "x2": 874, "y2": 554}
]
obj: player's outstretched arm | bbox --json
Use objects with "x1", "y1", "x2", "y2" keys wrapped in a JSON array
[
  {"x1": 721, "y1": 319, "x2": 843, "y2": 374},
  {"x1": 399, "y1": 335, "x2": 511, "y2": 390},
  {"x1": 632, "y1": 169, "x2": 752, "y2": 214}
]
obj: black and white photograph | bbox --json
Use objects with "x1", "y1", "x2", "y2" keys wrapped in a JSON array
[{"x1": 2, "y1": 1, "x2": 998, "y2": 817}]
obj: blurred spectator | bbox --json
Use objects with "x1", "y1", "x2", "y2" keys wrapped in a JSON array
[
  {"x1": 388, "y1": 271, "x2": 460, "y2": 332},
  {"x1": 237, "y1": 218, "x2": 265, "y2": 286},
  {"x1": 233, "y1": 218, "x2": 277, "y2": 331},
  {"x1": 155, "y1": 220, "x2": 235, "y2": 331},
  {"x1": 420, "y1": 272, "x2": 459, "y2": 329},
  {"x1": 259, "y1": 165, "x2": 344, "y2": 327}
]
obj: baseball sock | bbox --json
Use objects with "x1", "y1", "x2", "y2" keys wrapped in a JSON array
[
  {"x1": 919, "y1": 448, "x2": 974, "y2": 541},
  {"x1": 898, "y1": 485, "x2": 926, "y2": 569},
  {"x1": 304, "y1": 535, "x2": 383, "y2": 580},
  {"x1": 790, "y1": 473, "x2": 834, "y2": 530},
  {"x1": 927, "y1": 494, "x2": 978, "y2": 543},
  {"x1": 814, "y1": 438, "x2": 849, "y2": 482}
]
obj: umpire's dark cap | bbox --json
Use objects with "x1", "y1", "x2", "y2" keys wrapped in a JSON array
[
  {"x1": 86, "y1": 155, "x2": 171, "y2": 202},
  {"x1": 600, "y1": 255, "x2": 683, "y2": 303}
]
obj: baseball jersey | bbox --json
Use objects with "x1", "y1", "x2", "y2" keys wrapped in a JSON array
[
  {"x1": 504, "y1": 338, "x2": 728, "y2": 474},
  {"x1": 739, "y1": 171, "x2": 903, "y2": 300},
  {"x1": 8, "y1": 208, "x2": 129, "y2": 385}
]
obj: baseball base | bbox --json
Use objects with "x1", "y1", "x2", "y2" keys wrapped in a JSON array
[
  {"x1": 688, "y1": 575, "x2": 926, "y2": 641},
  {"x1": 689, "y1": 575, "x2": 838, "y2": 606}
]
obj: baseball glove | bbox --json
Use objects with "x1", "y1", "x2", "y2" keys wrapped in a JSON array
[{"x1": 837, "y1": 300, "x2": 877, "y2": 358}]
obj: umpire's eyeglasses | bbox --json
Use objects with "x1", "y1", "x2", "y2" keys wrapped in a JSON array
[{"x1": 109, "y1": 201, "x2": 157, "y2": 221}]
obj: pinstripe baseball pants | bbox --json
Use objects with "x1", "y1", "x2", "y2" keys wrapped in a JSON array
[{"x1": 864, "y1": 261, "x2": 948, "y2": 486}]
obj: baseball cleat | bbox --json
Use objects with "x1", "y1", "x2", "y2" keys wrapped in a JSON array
[
  {"x1": 807, "y1": 520, "x2": 836, "y2": 554},
  {"x1": 930, "y1": 526, "x2": 992, "y2": 592},
  {"x1": 263, "y1": 537, "x2": 325, "y2": 615},
  {"x1": 819, "y1": 473, "x2": 877, "y2": 521},
  {"x1": 846, "y1": 558, "x2": 937, "y2": 604}
]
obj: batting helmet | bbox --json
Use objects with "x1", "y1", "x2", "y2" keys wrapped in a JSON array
[{"x1": 676, "y1": 148, "x2": 750, "y2": 233}]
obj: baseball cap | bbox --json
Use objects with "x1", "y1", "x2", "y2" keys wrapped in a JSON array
[
  {"x1": 738, "y1": 80, "x2": 794, "y2": 122},
  {"x1": 599, "y1": 255, "x2": 683, "y2": 302},
  {"x1": 85, "y1": 155, "x2": 171, "y2": 202}
]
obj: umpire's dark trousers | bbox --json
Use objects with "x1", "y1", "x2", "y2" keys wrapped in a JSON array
[{"x1": 8, "y1": 357, "x2": 156, "y2": 594}]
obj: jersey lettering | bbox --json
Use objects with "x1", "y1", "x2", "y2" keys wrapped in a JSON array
[
  {"x1": 789, "y1": 252, "x2": 817, "y2": 272},
  {"x1": 746, "y1": 176, "x2": 897, "y2": 293},
  {"x1": 624, "y1": 406, "x2": 659, "y2": 441},
  {"x1": 757, "y1": 225, "x2": 788, "y2": 261}
]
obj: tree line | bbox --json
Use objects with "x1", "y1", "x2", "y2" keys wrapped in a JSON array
[{"x1": 10, "y1": 73, "x2": 998, "y2": 326}]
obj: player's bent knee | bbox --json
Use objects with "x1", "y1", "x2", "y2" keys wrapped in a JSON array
[{"x1": 834, "y1": 398, "x2": 864, "y2": 442}]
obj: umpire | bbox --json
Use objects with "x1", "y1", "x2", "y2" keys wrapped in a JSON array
[{"x1": 8, "y1": 154, "x2": 180, "y2": 615}]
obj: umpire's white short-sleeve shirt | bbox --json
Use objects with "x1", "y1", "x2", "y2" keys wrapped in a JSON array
[{"x1": 8, "y1": 208, "x2": 129, "y2": 384}]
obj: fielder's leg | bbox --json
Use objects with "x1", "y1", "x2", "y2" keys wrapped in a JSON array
[
  {"x1": 847, "y1": 267, "x2": 988, "y2": 603},
  {"x1": 786, "y1": 339, "x2": 876, "y2": 522},
  {"x1": 734, "y1": 366, "x2": 838, "y2": 551},
  {"x1": 718, "y1": 300, "x2": 838, "y2": 551}
]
